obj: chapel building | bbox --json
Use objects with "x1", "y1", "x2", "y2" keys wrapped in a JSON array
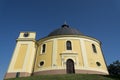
[{"x1": 4, "y1": 24, "x2": 109, "y2": 79}]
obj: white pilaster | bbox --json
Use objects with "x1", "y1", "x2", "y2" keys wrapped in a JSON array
[
  {"x1": 52, "y1": 39, "x2": 57, "y2": 67},
  {"x1": 80, "y1": 39, "x2": 88, "y2": 68}
]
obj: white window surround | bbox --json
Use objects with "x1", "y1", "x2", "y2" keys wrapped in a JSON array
[
  {"x1": 38, "y1": 60, "x2": 45, "y2": 67},
  {"x1": 40, "y1": 43, "x2": 47, "y2": 54},
  {"x1": 60, "y1": 53, "x2": 78, "y2": 67}
]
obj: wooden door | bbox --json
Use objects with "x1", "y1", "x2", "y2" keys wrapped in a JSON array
[{"x1": 66, "y1": 59, "x2": 75, "y2": 74}]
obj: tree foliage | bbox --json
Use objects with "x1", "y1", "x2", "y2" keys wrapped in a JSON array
[{"x1": 108, "y1": 60, "x2": 120, "y2": 75}]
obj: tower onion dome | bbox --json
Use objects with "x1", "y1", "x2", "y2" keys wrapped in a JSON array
[{"x1": 48, "y1": 24, "x2": 83, "y2": 37}]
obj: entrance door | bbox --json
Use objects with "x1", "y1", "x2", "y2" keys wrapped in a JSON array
[
  {"x1": 66, "y1": 59, "x2": 75, "y2": 74},
  {"x1": 16, "y1": 72, "x2": 20, "y2": 78}
]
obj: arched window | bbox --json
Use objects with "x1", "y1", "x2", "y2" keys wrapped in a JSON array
[
  {"x1": 42, "y1": 44, "x2": 46, "y2": 53},
  {"x1": 66, "y1": 41, "x2": 72, "y2": 50},
  {"x1": 92, "y1": 44, "x2": 97, "y2": 53}
]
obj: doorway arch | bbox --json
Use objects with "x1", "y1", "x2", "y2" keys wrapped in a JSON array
[{"x1": 66, "y1": 59, "x2": 75, "y2": 74}]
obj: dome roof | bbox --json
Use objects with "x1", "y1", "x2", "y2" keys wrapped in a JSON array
[{"x1": 48, "y1": 24, "x2": 83, "y2": 37}]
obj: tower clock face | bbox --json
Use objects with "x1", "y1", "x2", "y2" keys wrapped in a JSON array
[{"x1": 24, "y1": 32, "x2": 29, "y2": 37}]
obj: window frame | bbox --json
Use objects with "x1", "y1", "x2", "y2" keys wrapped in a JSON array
[
  {"x1": 66, "y1": 41, "x2": 72, "y2": 50},
  {"x1": 41, "y1": 44, "x2": 46, "y2": 54},
  {"x1": 92, "y1": 44, "x2": 97, "y2": 53},
  {"x1": 39, "y1": 61, "x2": 44, "y2": 66},
  {"x1": 38, "y1": 60, "x2": 45, "y2": 67}
]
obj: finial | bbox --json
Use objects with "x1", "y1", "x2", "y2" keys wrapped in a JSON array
[
  {"x1": 61, "y1": 20, "x2": 69, "y2": 28},
  {"x1": 64, "y1": 20, "x2": 67, "y2": 25}
]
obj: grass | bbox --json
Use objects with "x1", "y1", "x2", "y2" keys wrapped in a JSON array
[{"x1": 5, "y1": 74, "x2": 120, "y2": 80}]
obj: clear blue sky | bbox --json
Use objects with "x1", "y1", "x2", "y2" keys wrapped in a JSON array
[{"x1": 0, "y1": 0, "x2": 120, "y2": 79}]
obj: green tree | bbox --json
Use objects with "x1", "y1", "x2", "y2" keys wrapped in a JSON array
[{"x1": 108, "y1": 60, "x2": 120, "y2": 75}]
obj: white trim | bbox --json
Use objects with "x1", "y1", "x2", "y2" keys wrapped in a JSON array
[
  {"x1": 60, "y1": 53, "x2": 78, "y2": 67},
  {"x1": 35, "y1": 66, "x2": 64, "y2": 72},
  {"x1": 52, "y1": 39, "x2": 57, "y2": 67},
  {"x1": 22, "y1": 43, "x2": 30, "y2": 72},
  {"x1": 22, "y1": 41, "x2": 36, "y2": 73},
  {"x1": 40, "y1": 37, "x2": 99, "y2": 45},
  {"x1": 40, "y1": 43, "x2": 47, "y2": 54},
  {"x1": 38, "y1": 60, "x2": 45, "y2": 67},
  {"x1": 29, "y1": 43, "x2": 36, "y2": 73},
  {"x1": 65, "y1": 40, "x2": 72, "y2": 50},
  {"x1": 80, "y1": 39, "x2": 88, "y2": 68}
]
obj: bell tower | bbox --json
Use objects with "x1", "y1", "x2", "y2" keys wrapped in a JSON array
[{"x1": 5, "y1": 32, "x2": 36, "y2": 79}]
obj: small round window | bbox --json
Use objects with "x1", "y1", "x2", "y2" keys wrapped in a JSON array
[
  {"x1": 24, "y1": 32, "x2": 29, "y2": 37},
  {"x1": 40, "y1": 61, "x2": 44, "y2": 66},
  {"x1": 96, "y1": 62, "x2": 101, "y2": 67}
]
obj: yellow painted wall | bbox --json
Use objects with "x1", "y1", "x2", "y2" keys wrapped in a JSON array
[
  {"x1": 34, "y1": 37, "x2": 108, "y2": 74},
  {"x1": 14, "y1": 44, "x2": 28, "y2": 69},
  {"x1": 57, "y1": 39, "x2": 84, "y2": 66},
  {"x1": 84, "y1": 40, "x2": 107, "y2": 70},
  {"x1": 57, "y1": 39, "x2": 65, "y2": 66},
  {"x1": 71, "y1": 39, "x2": 83, "y2": 66},
  {"x1": 7, "y1": 32, "x2": 37, "y2": 76},
  {"x1": 35, "y1": 41, "x2": 53, "y2": 70}
]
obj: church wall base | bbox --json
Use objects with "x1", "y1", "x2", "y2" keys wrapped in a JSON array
[
  {"x1": 75, "y1": 69, "x2": 108, "y2": 75},
  {"x1": 33, "y1": 69, "x2": 108, "y2": 76},
  {"x1": 33, "y1": 69, "x2": 66, "y2": 75},
  {"x1": 4, "y1": 72, "x2": 31, "y2": 79},
  {"x1": 4, "y1": 69, "x2": 108, "y2": 79}
]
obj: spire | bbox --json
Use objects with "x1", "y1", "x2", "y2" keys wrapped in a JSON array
[{"x1": 61, "y1": 21, "x2": 69, "y2": 28}]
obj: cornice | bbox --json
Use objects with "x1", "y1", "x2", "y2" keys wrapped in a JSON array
[
  {"x1": 16, "y1": 38, "x2": 36, "y2": 42},
  {"x1": 37, "y1": 35, "x2": 101, "y2": 44}
]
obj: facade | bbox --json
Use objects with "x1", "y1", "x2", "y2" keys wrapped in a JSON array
[{"x1": 4, "y1": 24, "x2": 109, "y2": 79}]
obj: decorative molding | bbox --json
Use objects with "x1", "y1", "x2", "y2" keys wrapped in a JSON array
[{"x1": 37, "y1": 35, "x2": 100, "y2": 44}]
